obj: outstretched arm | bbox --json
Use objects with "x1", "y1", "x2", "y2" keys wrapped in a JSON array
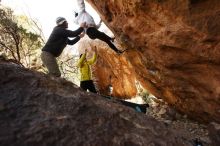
[
  {"x1": 62, "y1": 27, "x2": 84, "y2": 37},
  {"x1": 67, "y1": 36, "x2": 80, "y2": 45}
]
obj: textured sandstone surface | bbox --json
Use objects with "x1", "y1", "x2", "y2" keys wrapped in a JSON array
[
  {"x1": 86, "y1": 0, "x2": 220, "y2": 123},
  {"x1": 78, "y1": 39, "x2": 137, "y2": 98}
]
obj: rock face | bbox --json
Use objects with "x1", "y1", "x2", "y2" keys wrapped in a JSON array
[
  {"x1": 0, "y1": 60, "x2": 191, "y2": 146},
  {"x1": 78, "y1": 39, "x2": 137, "y2": 98},
  {"x1": 86, "y1": 0, "x2": 220, "y2": 123}
]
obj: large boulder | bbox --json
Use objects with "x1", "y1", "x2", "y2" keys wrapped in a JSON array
[
  {"x1": 0, "y1": 60, "x2": 191, "y2": 145},
  {"x1": 208, "y1": 122, "x2": 220, "y2": 146},
  {"x1": 86, "y1": 0, "x2": 220, "y2": 123}
]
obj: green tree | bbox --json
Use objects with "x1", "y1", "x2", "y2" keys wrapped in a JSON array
[{"x1": 0, "y1": 6, "x2": 44, "y2": 70}]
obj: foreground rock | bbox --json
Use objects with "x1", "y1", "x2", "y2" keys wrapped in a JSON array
[
  {"x1": 0, "y1": 60, "x2": 195, "y2": 146},
  {"x1": 208, "y1": 122, "x2": 220, "y2": 146},
  {"x1": 146, "y1": 98, "x2": 212, "y2": 145}
]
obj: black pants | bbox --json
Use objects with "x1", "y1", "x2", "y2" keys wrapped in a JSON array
[
  {"x1": 86, "y1": 27, "x2": 119, "y2": 52},
  {"x1": 80, "y1": 80, "x2": 97, "y2": 93}
]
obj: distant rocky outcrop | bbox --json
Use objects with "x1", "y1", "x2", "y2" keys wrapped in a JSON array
[{"x1": 86, "y1": 0, "x2": 220, "y2": 123}]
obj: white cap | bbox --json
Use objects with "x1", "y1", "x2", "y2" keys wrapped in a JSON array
[{"x1": 56, "y1": 17, "x2": 66, "y2": 25}]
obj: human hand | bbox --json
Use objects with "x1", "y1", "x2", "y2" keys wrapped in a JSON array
[
  {"x1": 79, "y1": 31, "x2": 85, "y2": 38},
  {"x1": 80, "y1": 22, "x2": 87, "y2": 28},
  {"x1": 91, "y1": 47, "x2": 97, "y2": 54}
]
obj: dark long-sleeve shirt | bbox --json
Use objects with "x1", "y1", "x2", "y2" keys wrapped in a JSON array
[{"x1": 42, "y1": 26, "x2": 84, "y2": 57}]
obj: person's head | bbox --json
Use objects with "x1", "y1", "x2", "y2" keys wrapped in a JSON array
[{"x1": 56, "y1": 17, "x2": 68, "y2": 28}]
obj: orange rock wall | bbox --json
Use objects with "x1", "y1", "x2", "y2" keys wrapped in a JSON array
[
  {"x1": 87, "y1": 0, "x2": 220, "y2": 123},
  {"x1": 86, "y1": 41, "x2": 137, "y2": 98}
]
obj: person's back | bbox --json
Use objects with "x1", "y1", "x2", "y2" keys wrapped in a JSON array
[
  {"x1": 74, "y1": 11, "x2": 97, "y2": 28},
  {"x1": 74, "y1": 0, "x2": 96, "y2": 27},
  {"x1": 42, "y1": 26, "x2": 70, "y2": 57},
  {"x1": 78, "y1": 50, "x2": 97, "y2": 81},
  {"x1": 77, "y1": 48, "x2": 97, "y2": 93}
]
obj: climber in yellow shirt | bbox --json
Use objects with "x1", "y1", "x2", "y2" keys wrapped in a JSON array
[{"x1": 77, "y1": 47, "x2": 97, "y2": 93}]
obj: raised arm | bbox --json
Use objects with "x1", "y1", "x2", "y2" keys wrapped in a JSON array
[
  {"x1": 87, "y1": 48, "x2": 97, "y2": 65},
  {"x1": 87, "y1": 53, "x2": 97, "y2": 65},
  {"x1": 77, "y1": 53, "x2": 86, "y2": 67}
]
